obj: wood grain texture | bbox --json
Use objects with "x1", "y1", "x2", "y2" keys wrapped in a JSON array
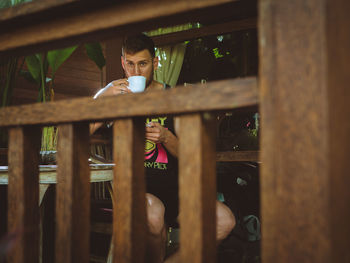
[
  {"x1": 7, "y1": 126, "x2": 40, "y2": 263},
  {"x1": 0, "y1": 78, "x2": 258, "y2": 127},
  {"x1": 105, "y1": 37, "x2": 124, "y2": 85},
  {"x1": 55, "y1": 123, "x2": 90, "y2": 263},
  {"x1": 216, "y1": 150, "x2": 259, "y2": 162},
  {"x1": 259, "y1": 0, "x2": 329, "y2": 261},
  {"x1": 259, "y1": 0, "x2": 350, "y2": 262},
  {"x1": 0, "y1": 0, "x2": 235, "y2": 57},
  {"x1": 178, "y1": 113, "x2": 217, "y2": 263},
  {"x1": 326, "y1": 0, "x2": 350, "y2": 261},
  {"x1": 112, "y1": 118, "x2": 146, "y2": 263}
]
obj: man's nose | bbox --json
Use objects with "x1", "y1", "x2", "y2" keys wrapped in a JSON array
[{"x1": 134, "y1": 65, "x2": 141, "y2": 75}]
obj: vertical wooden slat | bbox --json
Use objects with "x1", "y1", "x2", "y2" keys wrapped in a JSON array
[
  {"x1": 8, "y1": 126, "x2": 40, "y2": 263},
  {"x1": 105, "y1": 36, "x2": 124, "y2": 84},
  {"x1": 327, "y1": 0, "x2": 350, "y2": 262},
  {"x1": 113, "y1": 118, "x2": 146, "y2": 263},
  {"x1": 55, "y1": 123, "x2": 90, "y2": 263},
  {"x1": 259, "y1": 0, "x2": 350, "y2": 262},
  {"x1": 178, "y1": 113, "x2": 216, "y2": 263}
]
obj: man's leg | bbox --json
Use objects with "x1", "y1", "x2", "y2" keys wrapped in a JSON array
[
  {"x1": 165, "y1": 201, "x2": 235, "y2": 263},
  {"x1": 216, "y1": 200, "x2": 236, "y2": 242},
  {"x1": 146, "y1": 193, "x2": 167, "y2": 263}
]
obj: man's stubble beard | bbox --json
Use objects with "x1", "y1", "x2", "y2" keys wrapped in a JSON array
[{"x1": 145, "y1": 64, "x2": 154, "y2": 88}]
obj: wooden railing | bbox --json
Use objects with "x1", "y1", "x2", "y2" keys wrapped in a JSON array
[
  {"x1": 0, "y1": 78, "x2": 258, "y2": 263},
  {"x1": 1, "y1": 0, "x2": 350, "y2": 262}
]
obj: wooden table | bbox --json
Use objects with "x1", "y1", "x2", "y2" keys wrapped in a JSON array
[
  {"x1": 0, "y1": 164, "x2": 114, "y2": 205},
  {"x1": 0, "y1": 163, "x2": 114, "y2": 262}
]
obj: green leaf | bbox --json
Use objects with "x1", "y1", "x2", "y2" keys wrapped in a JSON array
[
  {"x1": 19, "y1": 69, "x2": 37, "y2": 84},
  {"x1": 0, "y1": 0, "x2": 32, "y2": 8},
  {"x1": 38, "y1": 53, "x2": 47, "y2": 102},
  {"x1": 25, "y1": 55, "x2": 41, "y2": 83},
  {"x1": 0, "y1": 0, "x2": 12, "y2": 9},
  {"x1": 85, "y1": 43, "x2": 106, "y2": 70},
  {"x1": 47, "y1": 46, "x2": 77, "y2": 76}
]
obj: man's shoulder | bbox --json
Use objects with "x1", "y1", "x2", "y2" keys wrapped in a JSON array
[
  {"x1": 150, "y1": 80, "x2": 168, "y2": 91},
  {"x1": 156, "y1": 81, "x2": 171, "y2": 90}
]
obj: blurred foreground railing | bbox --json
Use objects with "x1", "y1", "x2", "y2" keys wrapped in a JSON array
[{"x1": 0, "y1": 77, "x2": 258, "y2": 263}]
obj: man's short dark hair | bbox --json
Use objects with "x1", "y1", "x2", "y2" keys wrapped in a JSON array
[{"x1": 122, "y1": 33, "x2": 155, "y2": 58}]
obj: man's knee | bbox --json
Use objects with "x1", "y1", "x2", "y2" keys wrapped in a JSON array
[
  {"x1": 146, "y1": 193, "x2": 165, "y2": 236},
  {"x1": 216, "y1": 201, "x2": 235, "y2": 241}
]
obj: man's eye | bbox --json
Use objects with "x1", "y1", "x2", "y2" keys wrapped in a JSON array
[
  {"x1": 139, "y1": 62, "x2": 146, "y2": 67},
  {"x1": 127, "y1": 62, "x2": 134, "y2": 67}
]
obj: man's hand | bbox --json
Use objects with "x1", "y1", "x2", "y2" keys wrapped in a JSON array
[
  {"x1": 95, "y1": 79, "x2": 132, "y2": 98},
  {"x1": 145, "y1": 122, "x2": 178, "y2": 157},
  {"x1": 91, "y1": 79, "x2": 132, "y2": 135},
  {"x1": 145, "y1": 122, "x2": 169, "y2": 144}
]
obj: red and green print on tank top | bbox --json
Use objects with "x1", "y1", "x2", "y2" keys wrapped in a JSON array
[{"x1": 144, "y1": 116, "x2": 172, "y2": 169}]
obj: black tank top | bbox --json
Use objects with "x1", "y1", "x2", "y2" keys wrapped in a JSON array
[{"x1": 144, "y1": 84, "x2": 178, "y2": 188}]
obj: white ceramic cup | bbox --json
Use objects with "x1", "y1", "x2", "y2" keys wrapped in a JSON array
[{"x1": 128, "y1": 76, "x2": 146, "y2": 93}]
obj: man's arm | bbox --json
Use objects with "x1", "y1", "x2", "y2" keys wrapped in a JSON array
[
  {"x1": 90, "y1": 122, "x2": 103, "y2": 135},
  {"x1": 163, "y1": 130, "x2": 178, "y2": 158},
  {"x1": 90, "y1": 79, "x2": 131, "y2": 135}
]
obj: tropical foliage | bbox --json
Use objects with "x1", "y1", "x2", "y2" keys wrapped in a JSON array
[
  {"x1": 0, "y1": 0, "x2": 32, "y2": 9},
  {"x1": 25, "y1": 47, "x2": 77, "y2": 102},
  {"x1": 24, "y1": 45, "x2": 105, "y2": 151},
  {"x1": 0, "y1": 0, "x2": 106, "y2": 152}
]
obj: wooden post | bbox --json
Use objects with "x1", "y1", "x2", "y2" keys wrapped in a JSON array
[
  {"x1": 327, "y1": 1, "x2": 350, "y2": 261},
  {"x1": 105, "y1": 36, "x2": 125, "y2": 84},
  {"x1": 259, "y1": 0, "x2": 350, "y2": 262},
  {"x1": 178, "y1": 113, "x2": 217, "y2": 263},
  {"x1": 113, "y1": 118, "x2": 146, "y2": 263},
  {"x1": 55, "y1": 123, "x2": 90, "y2": 263},
  {"x1": 7, "y1": 126, "x2": 40, "y2": 263}
]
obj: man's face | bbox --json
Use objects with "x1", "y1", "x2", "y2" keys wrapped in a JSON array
[{"x1": 121, "y1": 49, "x2": 158, "y2": 87}]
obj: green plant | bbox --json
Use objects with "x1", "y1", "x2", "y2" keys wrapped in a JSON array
[
  {"x1": 26, "y1": 47, "x2": 78, "y2": 102},
  {"x1": 85, "y1": 43, "x2": 106, "y2": 88},
  {"x1": 1, "y1": 1, "x2": 106, "y2": 152},
  {"x1": 25, "y1": 44, "x2": 105, "y2": 151},
  {"x1": 0, "y1": 0, "x2": 33, "y2": 107},
  {"x1": 0, "y1": 0, "x2": 32, "y2": 9},
  {"x1": 25, "y1": 47, "x2": 78, "y2": 151},
  {"x1": 0, "y1": 0, "x2": 32, "y2": 148},
  {"x1": 0, "y1": 57, "x2": 26, "y2": 147}
]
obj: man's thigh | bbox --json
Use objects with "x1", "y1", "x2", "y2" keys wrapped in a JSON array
[
  {"x1": 146, "y1": 193, "x2": 165, "y2": 216},
  {"x1": 146, "y1": 186, "x2": 179, "y2": 225}
]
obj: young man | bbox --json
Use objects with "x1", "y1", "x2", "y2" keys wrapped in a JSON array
[{"x1": 92, "y1": 33, "x2": 235, "y2": 263}]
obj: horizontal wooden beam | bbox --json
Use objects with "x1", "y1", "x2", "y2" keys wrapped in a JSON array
[
  {"x1": 0, "y1": 150, "x2": 257, "y2": 184},
  {"x1": 0, "y1": 77, "x2": 258, "y2": 127},
  {"x1": 0, "y1": 0, "x2": 236, "y2": 57},
  {"x1": 153, "y1": 18, "x2": 257, "y2": 47}
]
